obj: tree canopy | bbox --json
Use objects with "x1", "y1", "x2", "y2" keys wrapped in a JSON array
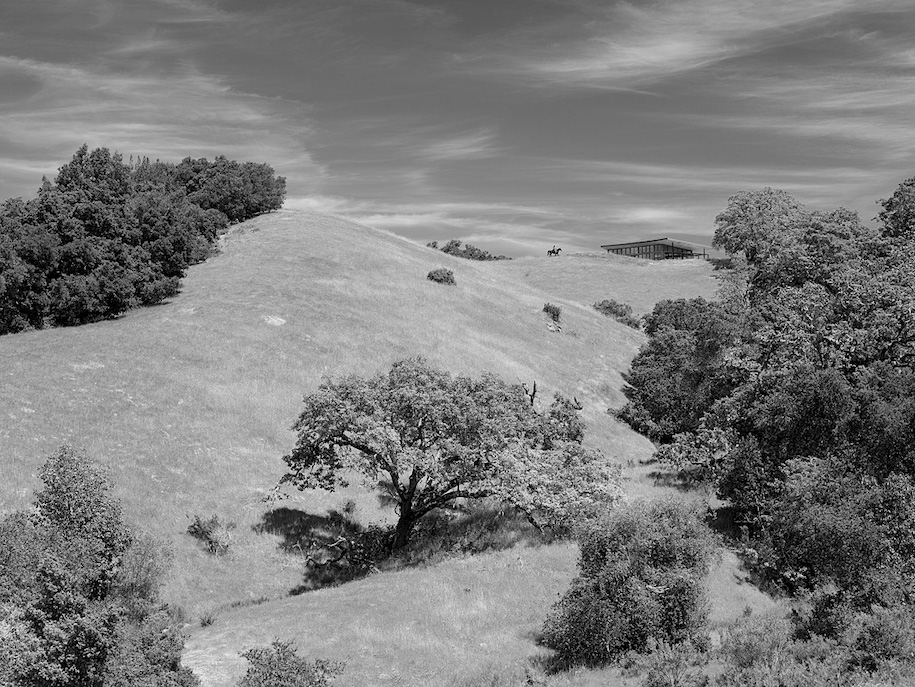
[
  {"x1": 619, "y1": 182, "x2": 915, "y2": 621},
  {"x1": 0, "y1": 145, "x2": 286, "y2": 335},
  {"x1": 281, "y1": 358, "x2": 620, "y2": 549}
]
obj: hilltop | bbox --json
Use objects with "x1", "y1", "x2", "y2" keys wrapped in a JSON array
[{"x1": 0, "y1": 210, "x2": 764, "y2": 686}]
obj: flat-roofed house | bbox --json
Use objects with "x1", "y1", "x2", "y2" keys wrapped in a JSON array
[{"x1": 600, "y1": 237, "x2": 707, "y2": 260}]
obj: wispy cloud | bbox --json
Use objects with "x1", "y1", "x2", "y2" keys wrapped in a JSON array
[
  {"x1": 654, "y1": 27, "x2": 915, "y2": 170},
  {"x1": 418, "y1": 128, "x2": 499, "y2": 161},
  {"x1": 473, "y1": 0, "x2": 911, "y2": 88},
  {"x1": 0, "y1": 55, "x2": 323, "y2": 191}
]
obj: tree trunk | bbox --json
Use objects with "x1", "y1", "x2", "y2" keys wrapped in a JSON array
[{"x1": 392, "y1": 505, "x2": 416, "y2": 550}]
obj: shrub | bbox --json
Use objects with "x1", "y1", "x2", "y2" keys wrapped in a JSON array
[
  {"x1": 593, "y1": 299, "x2": 641, "y2": 329},
  {"x1": 427, "y1": 268, "x2": 455, "y2": 285},
  {"x1": 543, "y1": 302, "x2": 561, "y2": 322},
  {"x1": 640, "y1": 639, "x2": 708, "y2": 687},
  {"x1": 716, "y1": 614, "x2": 851, "y2": 687},
  {"x1": 103, "y1": 608, "x2": 199, "y2": 687},
  {"x1": 109, "y1": 533, "x2": 172, "y2": 620},
  {"x1": 850, "y1": 605, "x2": 915, "y2": 671},
  {"x1": 541, "y1": 500, "x2": 712, "y2": 669},
  {"x1": 237, "y1": 640, "x2": 344, "y2": 687},
  {"x1": 187, "y1": 514, "x2": 235, "y2": 555}
]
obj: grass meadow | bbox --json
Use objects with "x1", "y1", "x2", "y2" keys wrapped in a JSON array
[{"x1": 0, "y1": 210, "x2": 768, "y2": 685}]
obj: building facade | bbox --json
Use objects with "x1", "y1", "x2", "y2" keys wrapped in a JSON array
[{"x1": 600, "y1": 238, "x2": 706, "y2": 260}]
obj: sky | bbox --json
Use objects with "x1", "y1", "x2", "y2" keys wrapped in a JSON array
[{"x1": 2, "y1": 0, "x2": 915, "y2": 256}]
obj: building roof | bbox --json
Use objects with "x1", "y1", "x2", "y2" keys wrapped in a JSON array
[{"x1": 600, "y1": 237, "x2": 701, "y2": 252}]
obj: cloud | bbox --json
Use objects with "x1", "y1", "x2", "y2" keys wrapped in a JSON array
[
  {"x1": 151, "y1": 0, "x2": 232, "y2": 23},
  {"x1": 473, "y1": 0, "x2": 912, "y2": 88},
  {"x1": 645, "y1": 27, "x2": 915, "y2": 171},
  {"x1": 418, "y1": 128, "x2": 499, "y2": 161},
  {"x1": 341, "y1": 120, "x2": 500, "y2": 163},
  {"x1": 611, "y1": 208, "x2": 691, "y2": 224}
]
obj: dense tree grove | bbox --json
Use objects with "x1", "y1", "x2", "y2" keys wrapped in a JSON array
[
  {"x1": 281, "y1": 358, "x2": 620, "y2": 549},
  {"x1": 618, "y1": 183, "x2": 915, "y2": 666},
  {"x1": 0, "y1": 447, "x2": 198, "y2": 686},
  {"x1": 0, "y1": 145, "x2": 286, "y2": 334}
]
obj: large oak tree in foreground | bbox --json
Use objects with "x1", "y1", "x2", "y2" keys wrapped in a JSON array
[{"x1": 281, "y1": 358, "x2": 621, "y2": 549}]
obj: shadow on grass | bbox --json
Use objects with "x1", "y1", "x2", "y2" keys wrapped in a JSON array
[
  {"x1": 705, "y1": 504, "x2": 747, "y2": 541},
  {"x1": 254, "y1": 506, "x2": 362, "y2": 554},
  {"x1": 646, "y1": 468, "x2": 704, "y2": 492},
  {"x1": 254, "y1": 500, "x2": 556, "y2": 596},
  {"x1": 253, "y1": 505, "x2": 382, "y2": 593}
]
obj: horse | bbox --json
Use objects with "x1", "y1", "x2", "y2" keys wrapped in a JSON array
[{"x1": 547, "y1": 246, "x2": 562, "y2": 256}]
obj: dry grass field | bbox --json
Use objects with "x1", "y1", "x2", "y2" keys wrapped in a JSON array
[
  {"x1": 493, "y1": 251, "x2": 718, "y2": 315},
  {"x1": 0, "y1": 210, "x2": 767, "y2": 686}
]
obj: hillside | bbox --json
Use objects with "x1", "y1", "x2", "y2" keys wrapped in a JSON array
[
  {"x1": 0, "y1": 210, "x2": 763, "y2": 686},
  {"x1": 492, "y1": 251, "x2": 719, "y2": 315}
]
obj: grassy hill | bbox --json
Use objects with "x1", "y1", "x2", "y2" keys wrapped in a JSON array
[
  {"x1": 493, "y1": 251, "x2": 718, "y2": 316},
  {"x1": 0, "y1": 210, "x2": 764, "y2": 686}
]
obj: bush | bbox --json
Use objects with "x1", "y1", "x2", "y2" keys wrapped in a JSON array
[
  {"x1": 543, "y1": 302, "x2": 561, "y2": 322},
  {"x1": 427, "y1": 268, "x2": 455, "y2": 285},
  {"x1": 103, "y1": 608, "x2": 199, "y2": 687},
  {"x1": 639, "y1": 639, "x2": 708, "y2": 687},
  {"x1": 541, "y1": 500, "x2": 712, "y2": 669},
  {"x1": 716, "y1": 614, "x2": 852, "y2": 687},
  {"x1": 187, "y1": 514, "x2": 235, "y2": 555},
  {"x1": 850, "y1": 605, "x2": 915, "y2": 672},
  {"x1": 593, "y1": 299, "x2": 641, "y2": 329},
  {"x1": 237, "y1": 640, "x2": 344, "y2": 687}
]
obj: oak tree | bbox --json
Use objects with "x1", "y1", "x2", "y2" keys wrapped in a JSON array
[{"x1": 281, "y1": 358, "x2": 620, "y2": 549}]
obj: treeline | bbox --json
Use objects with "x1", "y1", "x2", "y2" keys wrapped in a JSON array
[
  {"x1": 426, "y1": 239, "x2": 511, "y2": 261},
  {"x1": 618, "y1": 180, "x2": 915, "y2": 676},
  {"x1": 0, "y1": 145, "x2": 286, "y2": 334}
]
